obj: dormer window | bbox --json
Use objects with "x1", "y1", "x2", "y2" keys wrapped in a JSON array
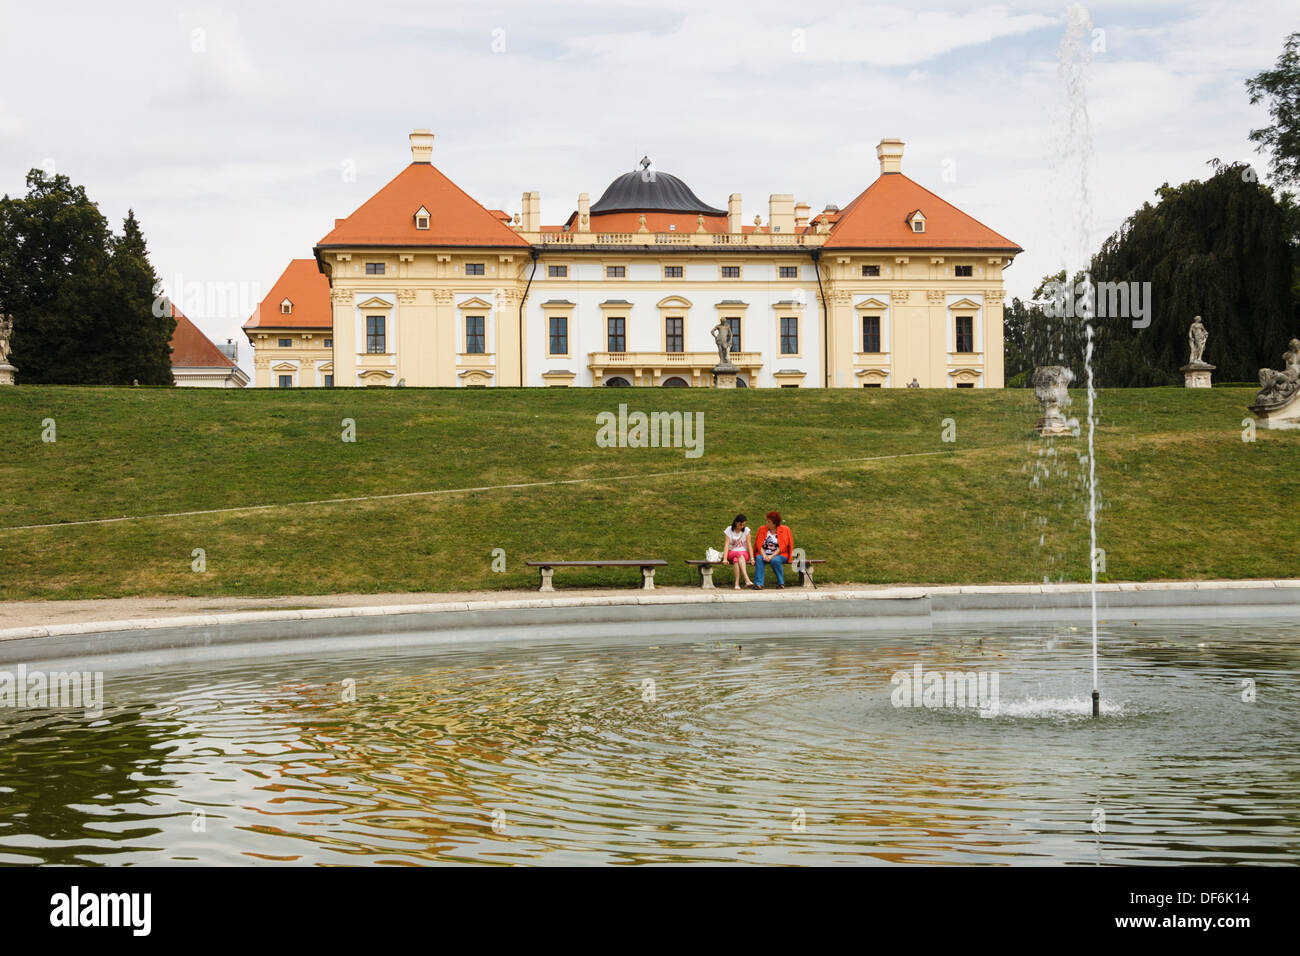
[
  {"x1": 907, "y1": 210, "x2": 926, "y2": 233},
  {"x1": 280, "y1": 298, "x2": 292, "y2": 315},
  {"x1": 414, "y1": 205, "x2": 430, "y2": 230}
]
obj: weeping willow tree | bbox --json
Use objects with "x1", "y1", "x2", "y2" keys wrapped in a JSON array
[{"x1": 1086, "y1": 162, "x2": 1295, "y2": 386}]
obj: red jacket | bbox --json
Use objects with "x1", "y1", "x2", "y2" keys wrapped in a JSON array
[{"x1": 755, "y1": 523, "x2": 793, "y2": 561}]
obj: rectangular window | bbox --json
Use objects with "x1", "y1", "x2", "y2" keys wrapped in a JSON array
[
  {"x1": 323, "y1": 338, "x2": 333, "y2": 348},
  {"x1": 606, "y1": 265, "x2": 626, "y2": 278},
  {"x1": 607, "y1": 316, "x2": 626, "y2": 353},
  {"x1": 862, "y1": 315, "x2": 881, "y2": 353},
  {"x1": 465, "y1": 263, "x2": 485, "y2": 276},
  {"x1": 278, "y1": 338, "x2": 292, "y2": 347},
  {"x1": 781, "y1": 384, "x2": 799, "y2": 389},
  {"x1": 956, "y1": 316, "x2": 974, "y2": 353},
  {"x1": 956, "y1": 382, "x2": 975, "y2": 388},
  {"x1": 780, "y1": 316, "x2": 799, "y2": 354},
  {"x1": 548, "y1": 265, "x2": 567, "y2": 278},
  {"x1": 365, "y1": 262, "x2": 385, "y2": 275},
  {"x1": 465, "y1": 315, "x2": 485, "y2": 354},
  {"x1": 366, "y1": 315, "x2": 386, "y2": 354},
  {"x1": 862, "y1": 264, "x2": 880, "y2": 277},
  {"x1": 277, "y1": 374, "x2": 292, "y2": 388},
  {"x1": 324, "y1": 374, "x2": 334, "y2": 388},
  {"x1": 863, "y1": 383, "x2": 882, "y2": 388},
  {"x1": 549, "y1": 316, "x2": 568, "y2": 355},
  {"x1": 721, "y1": 265, "x2": 741, "y2": 278},
  {"x1": 779, "y1": 265, "x2": 798, "y2": 279},
  {"x1": 664, "y1": 265, "x2": 683, "y2": 278},
  {"x1": 665, "y1": 316, "x2": 684, "y2": 353},
  {"x1": 955, "y1": 265, "x2": 973, "y2": 277},
  {"x1": 725, "y1": 317, "x2": 742, "y2": 353}
]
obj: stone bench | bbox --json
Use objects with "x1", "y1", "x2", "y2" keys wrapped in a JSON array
[
  {"x1": 685, "y1": 558, "x2": 825, "y2": 589},
  {"x1": 525, "y1": 559, "x2": 667, "y2": 592}
]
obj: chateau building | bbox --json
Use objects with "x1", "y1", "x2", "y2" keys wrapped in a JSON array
[
  {"x1": 244, "y1": 131, "x2": 1020, "y2": 388},
  {"x1": 170, "y1": 305, "x2": 249, "y2": 387}
]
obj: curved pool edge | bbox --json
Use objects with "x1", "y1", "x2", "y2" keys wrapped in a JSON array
[{"x1": 1, "y1": 579, "x2": 1297, "y2": 667}]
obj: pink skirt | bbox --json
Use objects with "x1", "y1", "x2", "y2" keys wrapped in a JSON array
[{"x1": 726, "y1": 549, "x2": 747, "y2": 564}]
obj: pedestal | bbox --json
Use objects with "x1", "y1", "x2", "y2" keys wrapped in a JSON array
[
  {"x1": 1251, "y1": 388, "x2": 1300, "y2": 430},
  {"x1": 712, "y1": 361, "x2": 739, "y2": 388},
  {"x1": 0, "y1": 363, "x2": 15, "y2": 386},
  {"x1": 1181, "y1": 362, "x2": 1215, "y2": 388}
]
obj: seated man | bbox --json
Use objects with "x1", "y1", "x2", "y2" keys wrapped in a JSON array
[{"x1": 752, "y1": 511, "x2": 794, "y2": 589}]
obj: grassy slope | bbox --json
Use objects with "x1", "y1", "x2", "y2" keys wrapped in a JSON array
[{"x1": 0, "y1": 386, "x2": 1295, "y2": 601}]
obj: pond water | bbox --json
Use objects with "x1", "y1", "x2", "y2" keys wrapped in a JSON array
[{"x1": 1, "y1": 620, "x2": 1296, "y2": 865}]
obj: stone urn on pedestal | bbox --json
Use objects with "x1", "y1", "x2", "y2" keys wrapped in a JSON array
[
  {"x1": 0, "y1": 315, "x2": 16, "y2": 385},
  {"x1": 1032, "y1": 365, "x2": 1074, "y2": 436}
]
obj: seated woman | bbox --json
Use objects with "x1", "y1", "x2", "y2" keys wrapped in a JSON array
[
  {"x1": 722, "y1": 514, "x2": 754, "y2": 590},
  {"x1": 753, "y1": 511, "x2": 793, "y2": 589}
]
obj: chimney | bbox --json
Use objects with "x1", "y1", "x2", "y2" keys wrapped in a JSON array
[
  {"x1": 577, "y1": 192, "x2": 591, "y2": 233},
  {"x1": 409, "y1": 129, "x2": 434, "y2": 164},
  {"x1": 794, "y1": 202, "x2": 810, "y2": 230},
  {"x1": 768, "y1": 194, "x2": 794, "y2": 234},
  {"x1": 728, "y1": 193, "x2": 742, "y2": 233},
  {"x1": 877, "y1": 138, "x2": 904, "y2": 175},
  {"x1": 521, "y1": 191, "x2": 540, "y2": 232}
]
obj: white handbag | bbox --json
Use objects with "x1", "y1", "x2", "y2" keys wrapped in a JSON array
[{"x1": 705, "y1": 547, "x2": 723, "y2": 563}]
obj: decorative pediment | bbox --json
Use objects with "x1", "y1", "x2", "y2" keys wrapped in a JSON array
[
  {"x1": 271, "y1": 362, "x2": 298, "y2": 372},
  {"x1": 948, "y1": 367, "x2": 982, "y2": 382},
  {"x1": 458, "y1": 368, "x2": 494, "y2": 384},
  {"x1": 947, "y1": 297, "x2": 983, "y2": 311},
  {"x1": 855, "y1": 297, "x2": 889, "y2": 311},
  {"x1": 357, "y1": 296, "x2": 392, "y2": 310},
  {"x1": 855, "y1": 367, "x2": 889, "y2": 379},
  {"x1": 657, "y1": 295, "x2": 692, "y2": 309},
  {"x1": 458, "y1": 297, "x2": 495, "y2": 310},
  {"x1": 358, "y1": 369, "x2": 395, "y2": 385},
  {"x1": 319, "y1": 362, "x2": 334, "y2": 373}
]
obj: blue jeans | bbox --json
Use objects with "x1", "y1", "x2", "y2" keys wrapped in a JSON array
[{"x1": 755, "y1": 553, "x2": 786, "y2": 587}]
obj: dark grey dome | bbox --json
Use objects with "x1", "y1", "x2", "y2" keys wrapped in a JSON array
[{"x1": 590, "y1": 158, "x2": 726, "y2": 216}]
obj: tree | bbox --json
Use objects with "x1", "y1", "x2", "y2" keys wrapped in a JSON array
[
  {"x1": 1248, "y1": 33, "x2": 1300, "y2": 188},
  {"x1": 0, "y1": 170, "x2": 172, "y2": 384},
  {"x1": 1086, "y1": 163, "x2": 1294, "y2": 386}
]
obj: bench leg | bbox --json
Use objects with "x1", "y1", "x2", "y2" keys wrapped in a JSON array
[
  {"x1": 800, "y1": 566, "x2": 814, "y2": 588},
  {"x1": 699, "y1": 565, "x2": 715, "y2": 590},
  {"x1": 641, "y1": 567, "x2": 656, "y2": 590},
  {"x1": 538, "y1": 567, "x2": 555, "y2": 593}
]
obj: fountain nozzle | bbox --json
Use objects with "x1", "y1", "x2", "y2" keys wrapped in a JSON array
[{"x1": 1092, "y1": 689, "x2": 1100, "y2": 718}]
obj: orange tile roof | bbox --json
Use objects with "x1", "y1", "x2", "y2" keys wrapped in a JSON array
[
  {"x1": 318, "y1": 162, "x2": 529, "y2": 248},
  {"x1": 243, "y1": 259, "x2": 332, "y2": 330},
  {"x1": 170, "y1": 306, "x2": 236, "y2": 368},
  {"x1": 825, "y1": 173, "x2": 1020, "y2": 251}
]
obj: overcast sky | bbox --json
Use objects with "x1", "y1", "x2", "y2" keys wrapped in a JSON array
[{"x1": 1, "y1": 0, "x2": 1295, "y2": 377}]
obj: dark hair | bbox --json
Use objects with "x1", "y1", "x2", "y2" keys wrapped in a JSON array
[
  {"x1": 766, "y1": 511, "x2": 781, "y2": 524},
  {"x1": 731, "y1": 513, "x2": 747, "y2": 530}
]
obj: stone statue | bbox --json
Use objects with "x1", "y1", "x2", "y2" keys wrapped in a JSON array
[
  {"x1": 0, "y1": 315, "x2": 12, "y2": 365},
  {"x1": 710, "y1": 317, "x2": 733, "y2": 365},
  {"x1": 1188, "y1": 315, "x2": 1208, "y2": 365},
  {"x1": 1254, "y1": 338, "x2": 1300, "y2": 409},
  {"x1": 906, "y1": 377, "x2": 920, "y2": 388},
  {"x1": 1032, "y1": 365, "x2": 1075, "y2": 436}
]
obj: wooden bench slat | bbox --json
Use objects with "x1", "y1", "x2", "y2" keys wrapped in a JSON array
[{"x1": 526, "y1": 560, "x2": 666, "y2": 567}]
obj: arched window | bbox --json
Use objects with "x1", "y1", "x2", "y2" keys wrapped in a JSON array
[
  {"x1": 662, "y1": 376, "x2": 689, "y2": 387},
  {"x1": 735, "y1": 377, "x2": 748, "y2": 388},
  {"x1": 604, "y1": 376, "x2": 631, "y2": 387}
]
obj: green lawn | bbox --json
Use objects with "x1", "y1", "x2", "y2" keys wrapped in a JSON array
[{"x1": 0, "y1": 385, "x2": 1294, "y2": 601}]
